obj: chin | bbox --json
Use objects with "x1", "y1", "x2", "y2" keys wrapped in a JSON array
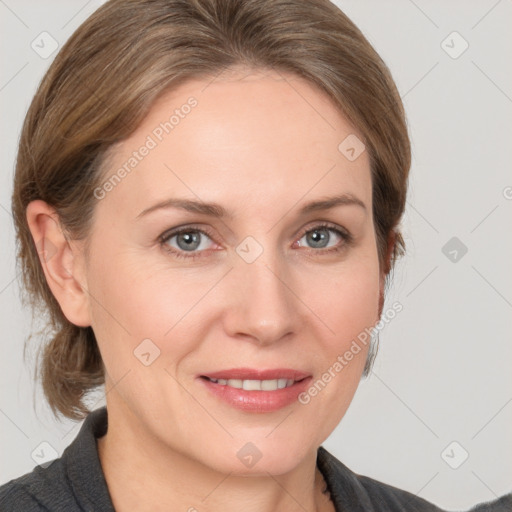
[{"x1": 198, "y1": 438, "x2": 313, "y2": 477}]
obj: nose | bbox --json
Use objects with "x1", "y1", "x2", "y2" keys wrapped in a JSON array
[{"x1": 223, "y1": 251, "x2": 300, "y2": 346}]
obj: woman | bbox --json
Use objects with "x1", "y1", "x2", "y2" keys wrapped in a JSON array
[{"x1": 0, "y1": 0, "x2": 500, "y2": 510}]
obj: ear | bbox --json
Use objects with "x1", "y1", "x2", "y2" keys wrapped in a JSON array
[
  {"x1": 25, "y1": 200, "x2": 91, "y2": 327},
  {"x1": 377, "y1": 230, "x2": 396, "y2": 318}
]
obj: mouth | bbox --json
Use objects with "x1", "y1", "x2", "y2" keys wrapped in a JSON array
[
  {"x1": 198, "y1": 368, "x2": 311, "y2": 392},
  {"x1": 197, "y1": 369, "x2": 313, "y2": 412},
  {"x1": 200, "y1": 375, "x2": 308, "y2": 391}
]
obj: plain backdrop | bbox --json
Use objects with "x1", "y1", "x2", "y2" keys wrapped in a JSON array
[{"x1": 1, "y1": 1, "x2": 511, "y2": 510}]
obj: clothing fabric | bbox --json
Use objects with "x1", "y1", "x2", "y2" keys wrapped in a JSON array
[{"x1": 0, "y1": 406, "x2": 509, "y2": 511}]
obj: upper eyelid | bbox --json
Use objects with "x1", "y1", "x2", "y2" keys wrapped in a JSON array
[
  {"x1": 159, "y1": 225, "x2": 216, "y2": 243},
  {"x1": 296, "y1": 223, "x2": 350, "y2": 241}
]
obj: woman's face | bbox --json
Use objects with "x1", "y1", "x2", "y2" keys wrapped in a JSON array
[{"x1": 80, "y1": 68, "x2": 383, "y2": 474}]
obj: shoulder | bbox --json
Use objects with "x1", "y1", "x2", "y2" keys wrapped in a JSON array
[
  {"x1": 356, "y1": 473, "x2": 445, "y2": 511},
  {"x1": 0, "y1": 458, "x2": 77, "y2": 511},
  {"x1": 0, "y1": 478, "x2": 41, "y2": 511},
  {"x1": 317, "y1": 445, "x2": 446, "y2": 511},
  {"x1": 0, "y1": 406, "x2": 111, "y2": 512},
  {"x1": 317, "y1": 445, "x2": 512, "y2": 511},
  {"x1": 466, "y1": 493, "x2": 512, "y2": 512}
]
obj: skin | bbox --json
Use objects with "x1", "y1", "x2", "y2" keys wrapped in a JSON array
[{"x1": 26, "y1": 67, "x2": 394, "y2": 512}]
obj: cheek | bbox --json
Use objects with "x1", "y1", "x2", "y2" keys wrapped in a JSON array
[
  {"x1": 331, "y1": 268, "x2": 380, "y2": 337},
  {"x1": 304, "y1": 252, "x2": 381, "y2": 343},
  {"x1": 304, "y1": 252, "x2": 380, "y2": 355},
  {"x1": 86, "y1": 232, "x2": 380, "y2": 380},
  {"x1": 86, "y1": 246, "x2": 221, "y2": 368},
  {"x1": 289, "y1": 254, "x2": 380, "y2": 438}
]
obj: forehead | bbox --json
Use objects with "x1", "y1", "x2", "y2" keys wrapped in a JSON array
[{"x1": 97, "y1": 68, "x2": 371, "y2": 219}]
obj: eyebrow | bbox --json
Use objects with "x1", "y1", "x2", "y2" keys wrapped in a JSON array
[{"x1": 135, "y1": 193, "x2": 366, "y2": 220}]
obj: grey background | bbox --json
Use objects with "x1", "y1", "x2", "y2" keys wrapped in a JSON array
[{"x1": 1, "y1": 1, "x2": 511, "y2": 510}]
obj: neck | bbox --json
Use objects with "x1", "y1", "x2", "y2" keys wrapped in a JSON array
[{"x1": 96, "y1": 402, "x2": 334, "y2": 512}]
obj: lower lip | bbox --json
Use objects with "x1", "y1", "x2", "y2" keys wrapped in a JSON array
[{"x1": 198, "y1": 376, "x2": 312, "y2": 413}]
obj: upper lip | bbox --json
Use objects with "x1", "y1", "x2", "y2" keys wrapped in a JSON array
[{"x1": 200, "y1": 368, "x2": 311, "y2": 381}]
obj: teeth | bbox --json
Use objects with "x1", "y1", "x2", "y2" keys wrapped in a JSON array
[{"x1": 207, "y1": 378, "x2": 295, "y2": 390}]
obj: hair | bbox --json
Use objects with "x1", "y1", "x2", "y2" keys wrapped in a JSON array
[{"x1": 11, "y1": 0, "x2": 410, "y2": 421}]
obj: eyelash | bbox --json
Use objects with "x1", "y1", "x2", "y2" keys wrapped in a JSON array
[{"x1": 158, "y1": 222, "x2": 353, "y2": 261}]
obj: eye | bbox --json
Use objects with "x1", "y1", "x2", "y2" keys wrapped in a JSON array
[
  {"x1": 295, "y1": 222, "x2": 353, "y2": 254},
  {"x1": 159, "y1": 226, "x2": 217, "y2": 260},
  {"x1": 158, "y1": 222, "x2": 353, "y2": 260}
]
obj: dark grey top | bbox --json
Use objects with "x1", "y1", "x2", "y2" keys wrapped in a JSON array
[{"x1": 0, "y1": 406, "x2": 510, "y2": 511}]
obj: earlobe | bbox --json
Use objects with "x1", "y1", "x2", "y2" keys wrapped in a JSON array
[{"x1": 25, "y1": 200, "x2": 91, "y2": 327}]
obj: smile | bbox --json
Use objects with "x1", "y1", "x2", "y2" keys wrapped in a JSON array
[{"x1": 202, "y1": 376, "x2": 299, "y2": 390}]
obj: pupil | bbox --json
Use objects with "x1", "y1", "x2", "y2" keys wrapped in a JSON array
[{"x1": 308, "y1": 228, "x2": 328, "y2": 248}]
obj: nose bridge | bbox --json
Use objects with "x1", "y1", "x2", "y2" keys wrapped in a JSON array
[{"x1": 227, "y1": 242, "x2": 298, "y2": 343}]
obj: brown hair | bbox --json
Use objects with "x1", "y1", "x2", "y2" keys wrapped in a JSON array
[{"x1": 12, "y1": 0, "x2": 410, "y2": 420}]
